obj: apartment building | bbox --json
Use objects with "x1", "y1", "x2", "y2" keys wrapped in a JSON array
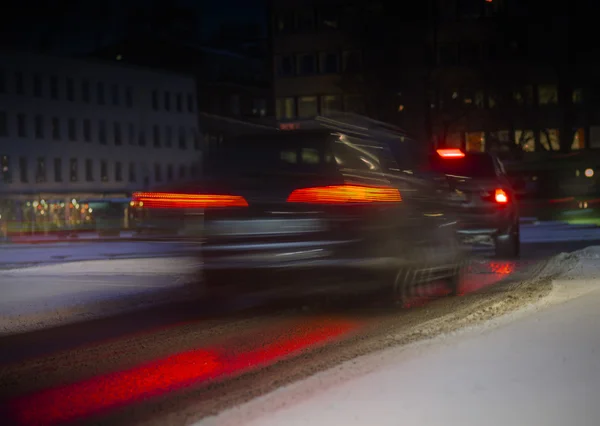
[{"x1": 0, "y1": 50, "x2": 201, "y2": 232}]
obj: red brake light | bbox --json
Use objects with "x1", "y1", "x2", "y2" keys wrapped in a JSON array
[
  {"x1": 437, "y1": 148, "x2": 465, "y2": 158},
  {"x1": 132, "y1": 192, "x2": 248, "y2": 209},
  {"x1": 495, "y1": 188, "x2": 508, "y2": 204},
  {"x1": 287, "y1": 184, "x2": 402, "y2": 204}
]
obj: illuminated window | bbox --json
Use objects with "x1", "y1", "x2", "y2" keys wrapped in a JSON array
[
  {"x1": 465, "y1": 132, "x2": 485, "y2": 152},
  {"x1": 515, "y1": 129, "x2": 535, "y2": 152},
  {"x1": 572, "y1": 88, "x2": 583, "y2": 104},
  {"x1": 488, "y1": 130, "x2": 511, "y2": 152},
  {"x1": 538, "y1": 85, "x2": 558, "y2": 105},
  {"x1": 276, "y1": 97, "x2": 296, "y2": 119},
  {"x1": 572, "y1": 128, "x2": 585, "y2": 150},
  {"x1": 302, "y1": 148, "x2": 320, "y2": 164},
  {"x1": 540, "y1": 129, "x2": 559, "y2": 151},
  {"x1": 298, "y1": 96, "x2": 318, "y2": 118}
]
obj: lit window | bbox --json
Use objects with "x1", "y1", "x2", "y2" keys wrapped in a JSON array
[
  {"x1": 540, "y1": 129, "x2": 559, "y2": 151},
  {"x1": 465, "y1": 132, "x2": 485, "y2": 152},
  {"x1": 298, "y1": 96, "x2": 318, "y2": 118},
  {"x1": 572, "y1": 88, "x2": 583, "y2": 104},
  {"x1": 572, "y1": 128, "x2": 585, "y2": 150},
  {"x1": 538, "y1": 85, "x2": 558, "y2": 105},
  {"x1": 276, "y1": 97, "x2": 296, "y2": 119},
  {"x1": 515, "y1": 129, "x2": 535, "y2": 152}
]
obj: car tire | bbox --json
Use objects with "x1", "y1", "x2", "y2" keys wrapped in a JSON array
[{"x1": 495, "y1": 222, "x2": 520, "y2": 258}]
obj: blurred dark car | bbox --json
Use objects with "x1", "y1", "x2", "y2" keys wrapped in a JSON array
[
  {"x1": 134, "y1": 118, "x2": 466, "y2": 305},
  {"x1": 429, "y1": 149, "x2": 520, "y2": 258}
]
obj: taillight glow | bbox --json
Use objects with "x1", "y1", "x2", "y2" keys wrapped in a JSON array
[
  {"x1": 495, "y1": 188, "x2": 508, "y2": 203},
  {"x1": 437, "y1": 148, "x2": 465, "y2": 158},
  {"x1": 287, "y1": 184, "x2": 402, "y2": 204},
  {"x1": 132, "y1": 192, "x2": 248, "y2": 209}
]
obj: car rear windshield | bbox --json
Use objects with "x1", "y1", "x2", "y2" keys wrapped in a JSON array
[
  {"x1": 205, "y1": 132, "x2": 337, "y2": 176},
  {"x1": 429, "y1": 153, "x2": 497, "y2": 178}
]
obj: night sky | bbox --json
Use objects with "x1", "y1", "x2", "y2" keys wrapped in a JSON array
[{"x1": 0, "y1": 0, "x2": 266, "y2": 53}]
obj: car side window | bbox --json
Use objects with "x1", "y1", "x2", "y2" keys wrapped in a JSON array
[{"x1": 332, "y1": 137, "x2": 383, "y2": 172}]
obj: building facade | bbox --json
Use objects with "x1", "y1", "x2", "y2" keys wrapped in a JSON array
[{"x1": 0, "y1": 50, "x2": 201, "y2": 233}]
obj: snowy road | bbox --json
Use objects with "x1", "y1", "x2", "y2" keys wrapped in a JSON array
[{"x1": 1, "y1": 223, "x2": 600, "y2": 425}]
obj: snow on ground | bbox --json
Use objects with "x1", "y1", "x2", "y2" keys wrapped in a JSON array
[
  {"x1": 0, "y1": 240, "x2": 198, "y2": 267},
  {"x1": 0, "y1": 257, "x2": 200, "y2": 335},
  {"x1": 199, "y1": 247, "x2": 600, "y2": 426}
]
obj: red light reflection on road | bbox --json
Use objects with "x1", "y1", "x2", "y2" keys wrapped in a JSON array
[
  {"x1": 7, "y1": 320, "x2": 358, "y2": 426},
  {"x1": 489, "y1": 261, "x2": 515, "y2": 275}
]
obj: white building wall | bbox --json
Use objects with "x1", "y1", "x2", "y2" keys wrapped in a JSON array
[{"x1": 0, "y1": 50, "x2": 201, "y2": 197}]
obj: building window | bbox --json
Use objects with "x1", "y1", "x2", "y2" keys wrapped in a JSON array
[
  {"x1": 70, "y1": 158, "x2": 78, "y2": 182},
  {"x1": 297, "y1": 53, "x2": 317, "y2": 75},
  {"x1": 17, "y1": 113, "x2": 26, "y2": 137},
  {"x1": 515, "y1": 129, "x2": 535, "y2": 152},
  {"x1": 96, "y1": 82, "x2": 105, "y2": 105},
  {"x1": 0, "y1": 69, "x2": 5, "y2": 93},
  {"x1": 139, "y1": 130, "x2": 146, "y2": 146},
  {"x1": 99, "y1": 120, "x2": 107, "y2": 144},
  {"x1": 176, "y1": 93, "x2": 183, "y2": 112},
  {"x1": 164, "y1": 92, "x2": 171, "y2": 111},
  {"x1": 167, "y1": 164, "x2": 173, "y2": 181},
  {"x1": 100, "y1": 160, "x2": 108, "y2": 182},
  {"x1": 125, "y1": 86, "x2": 133, "y2": 107},
  {"x1": 68, "y1": 118, "x2": 76, "y2": 141},
  {"x1": 111, "y1": 84, "x2": 119, "y2": 105},
  {"x1": 35, "y1": 157, "x2": 46, "y2": 183},
  {"x1": 465, "y1": 131, "x2": 485, "y2": 152},
  {"x1": 114, "y1": 122, "x2": 122, "y2": 145},
  {"x1": 297, "y1": 96, "x2": 318, "y2": 118},
  {"x1": 15, "y1": 72, "x2": 24, "y2": 95},
  {"x1": 115, "y1": 161, "x2": 123, "y2": 181},
  {"x1": 178, "y1": 127, "x2": 186, "y2": 149},
  {"x1": 50, "y1": 76, "x2": 58, "y2": 99},
  {"x1": 128, "y1": 162, "x2": 136, "y2": 182},
  {"x1": 1, "y1": 155, "x2": 11, "y2": 183},
  {"x1": 342, "y1": 50, "x2": 362, "y2": 73},
  {"x1": 165, "y1": 126, "x2": 172, "y2": 147},
  {"x1": 52, "y1": 117, "x2": 60, "y2": 140},
  {"x1": 33, "y1": 74, "x2": 42, "y2": 97},
  {"x1": 275, "y1": 11, "x2": 294, "y2": 33},
  {"x1": 540, "y1": 129, "x2": 560, "y2": 151},
  {"x1": 34, "y1": 115, "x2": 44, "y2": 139},
  {"x1": 252, "y1": 98, "x2": 267, "y2": 117},
  {"x1": 154, "y1": 163, "x2": 162, "y2": 182},
  {"x1": 276, "y1": 97, "x2": 296, "y2": 119},
  {"x1": 187, "y1": 93, "x2": 195, "y2": 112},
  {"x1": 66, "y1": 78, "x2": 74, "y2": 101},
  {"x1": 179, "y1": 164, "x2": 186, "y2": 179},
  {"x1": 538, "y1": 85, "x2": 558, "y2": 105},
  {"x1": 296, "y1": 9, "x2": 315, "y2": 31},
  {"x1": 321, "y1": 95, "x2": 341, "y2": 115},
  {"x1": 319, "y1": 52, "x2": 339, "y2": 73},
  {"x1": 344, "y1": 94, "x2": 366, "y2": 114},
  {"x1": 85, "y1": 159, "x2": 94, "y2": 181},
  {"x1": 276, "y1": 55, "x2": 295, "y2": 76},
  {"x1": 128, "y1": 123, "x2": 135, "y2": 145},
  {"x1": 153, "y1": 125, "x2": 161, "y2": 147},
  {"x1": 82, "y1": 80, "x2": 90, "y2": 103},
  {"x1": 83, "y1": 119, "x2": 91, "y2": 142},
  {"x1": 318, "y1": 6, "x2": 339, "y2": 29},
  {"x1": 193, "y1": 130, "x2": 201, "y2": 150},
  {"x1": 54, "y1": 158, "x2": 62, "y2": 182},
  {"x1": 152, "y1": 90, "x2": 159, "y2": 110},
  {"x1": 191, "y1": 164, "x2": 199, "y2": 177},
  {"x1": 573, "y1": 128, "x2": 585, "y2": 150},
  {"x1": 19, "y1": 157, "x2": 28, "y2": 183},
  {"x1": 573, "y1": 88, "x2": 583, "y2": 104},
  {"x1": 0, "y1": 111, "x2": 7, "y2": 136}
]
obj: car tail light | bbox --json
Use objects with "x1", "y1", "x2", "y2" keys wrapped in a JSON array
[
  {"x1": 132, "y1": 192, "x2": 248, "y2": 209},
  {"x1": 495, "y1": 189, "x2": 508, "y2": 204},
  {"x1": 436, "y1": 148, "x2": 465, "y2": 158},
  {"x1": 287, "y1": 184, "x2": 402, "y2": 204}
]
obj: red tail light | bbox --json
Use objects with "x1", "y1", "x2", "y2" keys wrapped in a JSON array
[
  {"x1": 495, "y1": 188, "x2": 508, "y2": 204},
  {"x1": 287, "y1": 184, "x2": 402, "y2": 204},
  {"x1": 132, "y1": 192, "x2": 248, "y2": 209},
  {"x1": 437, "y1": 148, "x2": 465, "y2": 158}
]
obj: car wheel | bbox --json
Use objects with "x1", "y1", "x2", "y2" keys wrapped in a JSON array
[{"x1": 495, "y1": 222, "x2": 520, "y2": 258}]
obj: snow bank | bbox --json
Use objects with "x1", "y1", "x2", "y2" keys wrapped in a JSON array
[{"x1": 0, "y1": 256, "x2": 201, "y2": 335}]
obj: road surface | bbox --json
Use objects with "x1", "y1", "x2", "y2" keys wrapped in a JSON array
[{"x1": 0, "y1": 223, "x2": 599, "y2": 425}]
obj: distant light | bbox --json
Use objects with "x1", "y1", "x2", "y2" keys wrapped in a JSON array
[
  {"x1": 485, "y1": 0, "x2": 493, "y2": 2},
  {"x1": 398, "y1": 104, "x2": 405, "y2": 111},
  {"x1": 452, "y1": 91, "x2": 458, "y2": 99},
  {"x1": 585, "y1": 168, "x2": 594, "y2": 178},
  {"x1": 116, "y1": 54, "x2": 123, "y2": 61},
  {"x1": 576, "y1": 170, "x2": 580, "y2": 177}
]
